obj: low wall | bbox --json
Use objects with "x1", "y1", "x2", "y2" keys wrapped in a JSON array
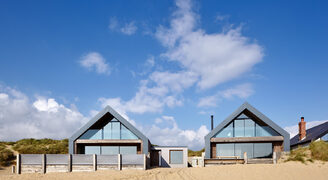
[{"x1": 16, "y1": 154, "x2": 146, "y2": 174}]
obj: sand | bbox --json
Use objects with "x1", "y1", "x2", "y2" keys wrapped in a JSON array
[{"x1": 1, "y1": 161, "x2": 328, "y2": 180}]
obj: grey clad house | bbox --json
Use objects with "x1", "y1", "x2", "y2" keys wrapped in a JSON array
[
  {"x1": 204, "y1": 102, "x2": 290, "y2": 160},
  {"x1": 290, "y1": 117, "x2": 328, "y2": 149},
  {"x1": 69, "y1": 105, "x2": 187, "y2": 168},
  {"x1": 69, "y1": 105, "x2": 150, "y2": 156}
]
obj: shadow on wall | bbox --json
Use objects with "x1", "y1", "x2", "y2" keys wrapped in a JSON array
[{"x1": 160, "y1": 157, "x2": 170, "y2": 167}]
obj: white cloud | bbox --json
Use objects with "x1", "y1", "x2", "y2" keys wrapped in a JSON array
[
  {"x1": 221, "y1": 83, "x2": 254, "y2": 99},
  {"x1": 198, "y1": 94, "x2": 220, "y2": 108},
  {"x1": 109, "y1": 17, "x2": 137, "y2": 35},
  {"x1": 198, "y1": 83, "x2": 254, "y2": 107},
  {"x1": 101, "y1": 0, "x2": 262, "y2": 115},
  {"x1": 144, "y1": 116, "x2": 209, "y2": 150},
  {"x1": 0, "y1": 86, "x2": 87, "y2": 141},
  {"x1": 215, "y1": 14, "x2": 229, "y2": 21},
  {"x1": 156, "y1": 0, "x2": 263, "y2": 90},
  {"x1": 108, "y1": 17, "x2": 119, "y2": 31},
  {"x1": 284, "y1": 120, "x2": 328, "y2": 138},
  {"x1": 120, "y1": 21, "x2": 138, "y2": 35},
  {"x1": 145, "y1": 55, "x2": 155, "y2": 68},
  {"x1": 79, "y1": 52, "x2": 110, "y2": 75}
]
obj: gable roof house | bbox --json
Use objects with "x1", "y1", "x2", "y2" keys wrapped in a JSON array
[
  {"x1": 69, "y1": 105, "x2": 188, "y2": 168},
  {"x1": 290, "y1": 117, "x2": 328, "y2": 149},
  {"x1": 204, "y1": 102, "x2": 290, "y2": 160},
  {"x1": 69, "y1": 106, "x2": 150, "y2": 156}
]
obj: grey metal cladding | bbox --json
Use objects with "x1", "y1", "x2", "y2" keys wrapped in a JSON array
[
  {"x1": 68, "y1": 105, "x2": 150, "y2": 154},
  {"x1": 204, "y1": 102, "x2": 290, "y2": 158}
]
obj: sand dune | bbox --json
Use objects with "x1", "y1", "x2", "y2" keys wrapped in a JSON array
[{"x1": 1, "y1": 161, "x2": 327, "y2": 180}]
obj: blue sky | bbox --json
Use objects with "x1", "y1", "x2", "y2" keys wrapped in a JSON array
[{"x1": 0, "y1": 0, "x2": 327, "y2": 150}]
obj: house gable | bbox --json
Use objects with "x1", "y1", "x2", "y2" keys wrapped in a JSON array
[
  {"x1": 204, "y1": 102, "x2": 290, "y2": 158},
  {"x1": 69, "y1": 105, "x2": 149, "y2": 154}
]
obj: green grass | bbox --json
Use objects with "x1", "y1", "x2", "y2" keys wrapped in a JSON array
[
  {"x1": 0, "y1": 144, "x2": 15, "y2": 166},
  {"x1": 188, "y1": 148, "x2": 205, "y2": 157},
  {"x1": 286, "y1": 147, "x2": 308, "y2": 163},
  {"x1": 309, "y1": 140, "x2": 328, "y2": 161},
  {"x1": 12, "y1": 138, "x2": 68, "y2": 154},
  {"x1": 287, "y1": 140, "x2": 328, "y2": 163}
]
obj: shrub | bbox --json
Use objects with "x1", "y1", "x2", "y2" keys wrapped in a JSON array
[
  {"x1": 0, "y1": 148, "x2": 15, "y2": 166},
  {"x1": 309, "y1": 140, "x2": 328, "y2": 161},
  {"x1": 13, "y1": 138, "x2": 68, "y2": 154},
  {"x1": 286, "y1": 147, "x2": 308, "y2": 163}
]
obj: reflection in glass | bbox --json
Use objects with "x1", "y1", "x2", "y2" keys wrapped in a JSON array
[
  {"x1": 170, "y1": 150, "x2": 183, "y2": 164},
  {"x1": 85, "y1": 146, "x2": 100, "y2": 154},
  {"x1": 216, "y1": 143, "x2": 234, "y2": 157},
  {"x1": 101, "y1": 146, "x2": 119, "y2": 155},
  {"x1": 120, "y1": 146, "x2": 137, "y2": 154},
  {"x1": 254, "y1": 143, "x2": 272, "y2": 158},
  {"x1": 235, "y1": 143, "x2": 253, "y2": 158},
  {"x1": 215, "y1": 123, "x2": 233, "y2": 137},
  {"x1": 244, "y1": 119, "x2": 255, "y2": 137},
  {"x1": 79, "y1": 129, "x2": 102, "y2": 139}
]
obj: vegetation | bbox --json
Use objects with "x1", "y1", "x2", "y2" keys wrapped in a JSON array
[
  {"x1": 0, "y1": 143, "x2": 15, "y2": 166},
  {"x1": 309, "y1": 140, "x2": 328, "y2": 161},
  {"x1": 286, "y1": 147, "x2": 308, "y2": 163},
  {"x1": 287, "y1": 140, "x2": 328, "y2": 163},
  {"x1": 188, "y1": 148, "x2": 205, "y2": 157},
  {"x1": 12, "y1": 138, "x2": 68, "y2": 154}
]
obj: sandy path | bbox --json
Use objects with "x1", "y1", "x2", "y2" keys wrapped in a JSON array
[{"x1": 1, "y1": 161, "x2": 327, "y2": 180}]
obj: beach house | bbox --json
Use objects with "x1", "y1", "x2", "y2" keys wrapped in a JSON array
[
  {"x1": 204, "y1": 102, "x2": 290, "y2": 160},
  {"x1": 69, "y1": 105, "x2": 188, "y2": 168},
  {"x1": 290, "y1": 117, "x2": 328, "y2": 149}
]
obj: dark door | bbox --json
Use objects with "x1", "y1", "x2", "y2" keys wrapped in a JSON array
[{"x1": 150, "y1": 150, "x2": 160, "y2": 167}]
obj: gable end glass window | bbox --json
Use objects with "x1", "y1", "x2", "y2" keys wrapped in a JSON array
[
  {"x1": 214, "y1": 114, "x2": 279, "y2": 138},
  {"x1": 79, "y1": 118, "x2": 139, "y2": 140}
]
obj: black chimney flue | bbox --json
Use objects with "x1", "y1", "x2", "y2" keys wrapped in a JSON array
[{"x1": 211, "y1": 115, "x2": 214, "y2": 130}]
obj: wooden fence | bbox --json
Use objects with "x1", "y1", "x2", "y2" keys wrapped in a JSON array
[{"x1": 16, "y1": 154, "x2": 146, "y2": 174}]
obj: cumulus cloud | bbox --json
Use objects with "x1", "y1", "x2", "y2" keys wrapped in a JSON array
[
  {"x1": 109, "y1": 17, "x2": 137, "y2": 35},
  {"x1": 284, "y1": 120, "x2": 328, "y2": 138},
  {"x1": 79, "y1": 52, "x2": 110, "y2": 75},
  {"x1": 144, "y1": 116, "x2": 209, "y2": 150},
  {"x1": 100, "y1": 0, "x2": 262, "y2": 115},
  {"x1": 0, "y1": 86, "x2": 87, "y2": 141},
  {"x1": 98, "y1": 77, "x2": 184, "y2": 115},
  {"x1": 120, "y1": 22, "x2": 138, "y2": 35},
  {"x1": 156, "y1": 0, "x2": 263, "y2": 89},
  {"x1": 0, "y1": 85, "x2": 209, "y2": 149},
  {"x1": 198, "y1": 83, "x2": 254, "y2": 107}
]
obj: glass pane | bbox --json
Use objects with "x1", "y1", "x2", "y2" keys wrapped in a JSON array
[
  {"x1": 216, "y1": 143, "x2": 234, "y2": 157},
  {"x1": 234, "y1": 120, "x2": 244, "y2": 137},
  {"x1": 215, "y1": 123, "x2": 233, "y2": 137},
  {"x1": 103, "y1": 122, "x2": 112, "y2": 139},
  {"x1": 235, "y1": 143, "x2": 253, "y2": 159},
  {"x1": 101, "y1": 146, "x2": 119, "y2": 155},
  {"x1": 322, "y1": 133, "x2": 328, "y2": 141},
  {"x1": 236, "y1": 113, "x2": 249, "y2": 119},
  {"x1": 85, "y1": 146, "x2": 100, "y2": 154},
  {"x1": 79, "y1": 129, "x2": 102, "y2": 139},
  {"x1": 244, "y1": 119, "x2": 255, "y2": 137},
  {"x1": 256, "y1": 124, "x2": 279, "y2": 136},
  {"x1": 254, "y1": 143, "x2": 272, "y2": 158},
  {"x1": 170, "y1": 150, "x2": 183, "y2": 164},
  {"x1": 111, "y1": 122, "x2": 120, "y2": 139},
  {"x1": 119, "y1": 146, "x2": 137, "y2": 154},
  {"x1": 121, "y1": 124, "x2": 138, "y2": 139}
]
